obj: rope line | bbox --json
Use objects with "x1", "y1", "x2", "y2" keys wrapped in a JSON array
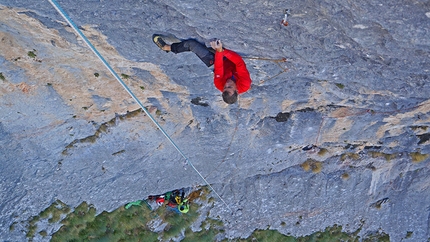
[
  {"x1": 243, "y1": 56, "x2": 289, "y2": 85},
  {"x1": 47, "y1": 0, "x2": 230, "y2": 211}
]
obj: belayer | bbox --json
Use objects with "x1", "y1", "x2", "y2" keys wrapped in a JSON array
[
  {"x1": 153, "y1": 35, "x2": 252, "y2": 104},
  {"x1": 148, "y1": 189, "x2": 189, "y2": 213}
]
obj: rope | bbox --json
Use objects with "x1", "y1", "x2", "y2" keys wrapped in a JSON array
[
  {"x1": 47, "y1": 0, "x2": 231, "y2": 211},
  {"x1": 242, "y1": 56, "x2": 287, "y2": 62},
  {"x1": 243, "y1": 56, "x2": 289, "y2": 84}
]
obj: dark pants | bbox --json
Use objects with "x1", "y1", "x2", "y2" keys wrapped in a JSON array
[{"x1": 171, "y1": 39, "x2": 215, "y2": 67}]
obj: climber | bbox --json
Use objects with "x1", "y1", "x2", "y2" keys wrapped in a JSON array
[
  {"x1": 166, "y1": 190, "x2": 182, "y2": 208},
  {"x1": 152, "y1": 35, "x2": 252, "y2": 104},
  {"x1": 147, "y1": 189, "x2": 190, "y2": 213}
]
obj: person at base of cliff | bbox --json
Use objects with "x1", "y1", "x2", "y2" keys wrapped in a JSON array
[
  {"x1": 147, "y1": 189, "x2": 189, "y2": 213},
  {"x1": 152, "y1": 35, "x2": 252, "y2": 104}
]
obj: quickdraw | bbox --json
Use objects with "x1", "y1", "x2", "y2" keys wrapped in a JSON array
[{"x1": 281, "y1": 9, "x2": 291, "y2": 26}]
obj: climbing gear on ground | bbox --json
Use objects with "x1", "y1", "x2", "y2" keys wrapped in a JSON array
[
  {"x1": 125, "y1": 200, "x2": 142, "y2": 209},
  {"x1": 175, "y1": 195, "x2": 182, "y2": 204},
  {"x1": 156, "y1": 196, "x2": 165, "y2": 204},
  {"x1": 179, "y1": 204, "x2": 189, "y2": 213},
  {"x1": 178, "y1": 198, "x2": 189, "y2": 213}
]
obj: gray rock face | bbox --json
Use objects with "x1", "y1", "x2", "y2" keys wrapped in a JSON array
[{"x1": 1, "y1": 0, "x2": 430, "y2": 241}]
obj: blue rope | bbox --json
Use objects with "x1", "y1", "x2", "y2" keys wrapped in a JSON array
[{"x1": 47, "y1": 0, "x2": 230, "y2": 211}]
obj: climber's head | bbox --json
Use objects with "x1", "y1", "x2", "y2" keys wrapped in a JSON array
[{"x1": 222, "y1": 78, "x2": 238, "y2": 104}]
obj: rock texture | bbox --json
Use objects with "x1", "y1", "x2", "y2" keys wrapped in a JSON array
[{"x1": 1, "y1": 0, "x2": 430, "y2": 241}]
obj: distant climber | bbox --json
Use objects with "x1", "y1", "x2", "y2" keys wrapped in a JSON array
[
  {"x1": 152, "y1": 34, "x2": 252, "y2": 104},
  {"x1": 148, "y1": 189, "x2": 189, "y2": 213},
  {"x1": 125, "y1": 189, "x2": 190, "y2": 213}
]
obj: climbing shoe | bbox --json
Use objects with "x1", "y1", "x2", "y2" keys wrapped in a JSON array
[{"x1": 152, "y1": 34, "x2": 169, "y2": 52}]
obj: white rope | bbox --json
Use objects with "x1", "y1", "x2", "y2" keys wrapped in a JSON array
[{"x1": 47, "y1": 0, "x2": 230, "y2": 211}]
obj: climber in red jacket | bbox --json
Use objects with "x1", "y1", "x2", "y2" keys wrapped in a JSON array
[{"x1": 153, "y1": 35, "x2": 252, "y2": 104}]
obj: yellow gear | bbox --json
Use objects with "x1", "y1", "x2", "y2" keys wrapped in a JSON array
[{"x1": 175, "y1": 196, "x2": 182, "y2": 204}]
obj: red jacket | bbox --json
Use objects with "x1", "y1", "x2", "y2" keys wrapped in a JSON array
[{"x1": 214, "y1": 49, "x2": 252, "y2": 94}]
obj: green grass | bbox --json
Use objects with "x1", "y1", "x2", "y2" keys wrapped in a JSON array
[
  {"x1": 369, "y1": 151, "x2": 397, "y2": 161},
  {"x1": 51, "y1": 200, "x2": 192, "y2": 241},
  {"x1": 27, "y1": 50, "x2": 37, "y2": 58},
  {"x1": 341, "y1": 153, "x2": 360, "y2": 161},
  {"x1": 410, "y1": 126, "x2": 428, "y2": 131},
  {"x1": 239, "y1": 224, "x2": 389, "y2": 242},
  {"x1": 240, "y1": 229, "x2": 297, "y2": 242},
  {"x1": 26, "y1": 217, "x2": 38, "y2": 238},
  {"x1": 406, "y1": 231, "x2": 413, "y2": 238},
  {"x1": 9, "y1": 222, "x2": 17, "y2": 231},
  {"x1": 39, "y1": 230, "x2": 48, "y2": 237},
  {"x1": 26, "y1": 187, "x2": 392, "y2": 241},
  {"x1": 410, "y1": 152, "x2": 429, "y2": 163},
  {"x1": 341, "y1": 172, "x2": 350, "y2": 180},
  {"x1": 317, "y1": 148, "x2": 328, "y2": 156},
  {"x1": 301, "y1": 159, "x2": 323, "y2": 173},
  {"x1": 45, "y1": 201, "x2": 69, "y2": 223},
  {"x1": 0, "y1": 72, "x2": 5, "y2": 81},
  {"x1": 300, "y1": 224, "x2": 358, "y2": 242},
  {"x1": 183, "y1": 218, "x2": 225, "y2": 242},
  {"x1": 335, "y1": 83, "x2": 345, "y2": 89},
  {"x1": 121, "y1": 73, "x2": 130, "y2": 79}
]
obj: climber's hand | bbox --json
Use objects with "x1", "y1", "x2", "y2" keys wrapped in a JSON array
[{"x1": 210, "y1": 39, "x2": 223, "y2": 52}]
